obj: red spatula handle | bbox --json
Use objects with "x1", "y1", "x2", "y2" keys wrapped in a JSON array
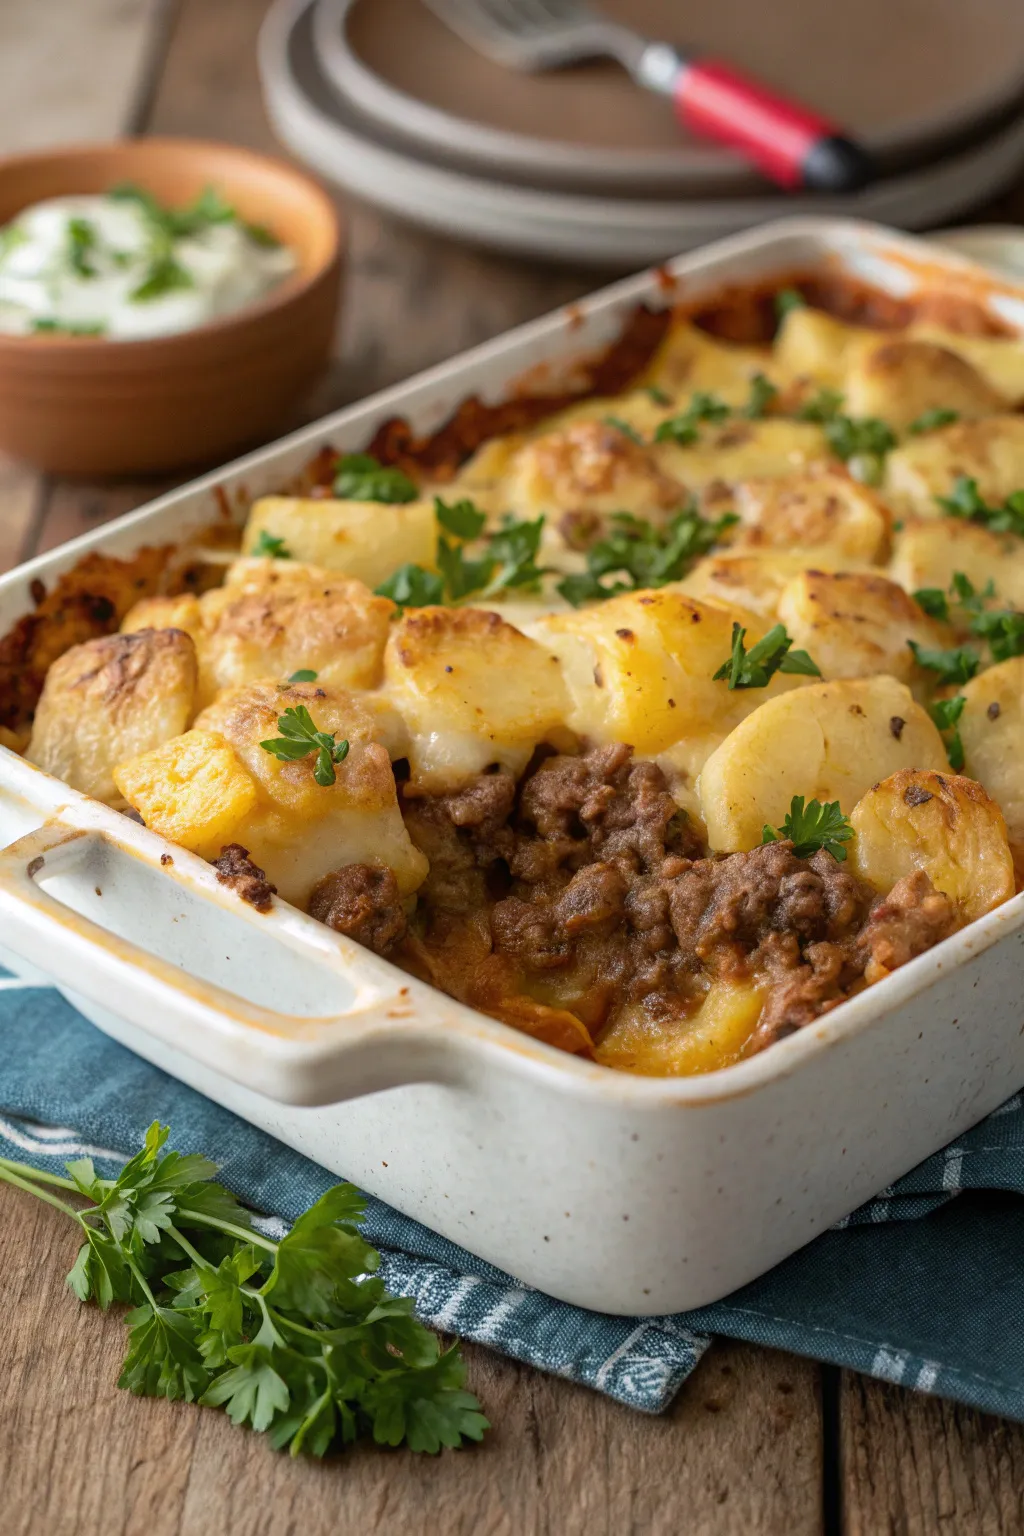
[{"x1": 673, "y1": 59, "x2": 873, "y2": 192}]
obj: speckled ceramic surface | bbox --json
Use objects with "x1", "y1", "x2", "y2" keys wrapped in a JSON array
[{"x1": 2, "y1": 220, "x2": 1024, "y2": 1315}]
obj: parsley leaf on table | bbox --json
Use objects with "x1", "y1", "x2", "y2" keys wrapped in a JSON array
[
  {"x1": 762, "y1": 795, "x2": 854, "y2": 861},
  {"x1": 0, "y1": 1123, "x2": 488, "y2": 1458},
  {"x1": 712, "y1": 622, "x2": 821, "y2": 689},
  {"x1": 259, "y1": 705, "x2": 350, "y2": 786}
]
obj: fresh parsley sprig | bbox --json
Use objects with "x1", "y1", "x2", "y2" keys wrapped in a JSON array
[
  {"x1": 556, "y1": 505, "x2": 738, "y2": 608},
  {"x1": 936, "y1": 476, "x2": 1024, "y2": 538},
  {"x1": 603, "y1": 415, "x2": 645, "y2": 444},
  {"x1": 712, "y1": 622, "x2": 821, "y2": 690},
  {"x1": 376, "y1": 497, "x2": 546, "y2": 609},
  {"x1": 0, "y1": 1124, "x2": 487, "y2": 1457},
  {"x1": 796, "y1": 387, "x2": 844, "y2": 424},
  {"x1": 823, "y1": 415, "x2": 897, "y2": 485},
  {"x1": 260, "y1": 705, "x2": 350, "y2": 787},
  {"x1": 909, "y1": 407, "x2": 960, "y2": 435},
  {"x1": 253, "y1": 529, "x2": 292, "y2": 558},
  {"x1": 654, "y1": 391, "x2": 731, "y2": 446},
  {"x1": 907, "y1": 640, "x2": 981, "y2": 686},
  {"x1": 928, "y1": 695, "x2": 967, "y2": 771},
  {"x1": 333, "y1": 453, "x2": 418, "y2": 504},
  {"x1": 762, "y1": 795, "x2": 854, "y2": 861}
]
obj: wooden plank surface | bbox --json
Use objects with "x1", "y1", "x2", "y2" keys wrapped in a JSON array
[{"x1": 2, "y1": 0, "x2": 1024, "y2": 1530}]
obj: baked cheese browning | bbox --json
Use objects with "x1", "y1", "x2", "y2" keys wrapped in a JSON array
[
  {"x1": 654, "y1": 418, "x2": 828, "y2": 490},
  {"x1": 884, "y1": 415, "x2": 1024, "y2": 519},
  {"x1": 115, "y1": 679, "x2": 427, "y2": 906},
  {"x1": 27, "y1": 628, "x2": 197, "y2": 804},
  {"x1": 492, "y1": 417, "x2": 689, "y2": 524},
  {"x1": 241, "y1": 496, "x2": 437, "y2": 587},
  {"x1": 850, "y1": 768, "x2": 1014, "y2": 928},
  {"x1": 383, "y1": 605, "x2": 571, "y2": 790},
  {"x1": 843, "y1": 339, "x2": 1007, "y2": 431},
  {"x1": 678, "y1": 549, "x2": 849, "y2": 617},
  {"x1": 123, "y1": 558, "x2": 394, "y2": 709},
  {"x1": 698, "y1": 675, "x2": 948, "y2": 853},
  {"x1": 775, "y1": 570, "x2": 949, "y2": 687},
  {"x1": 909, "y1": 323, "x2": 1024, "y2": 405},
  {"x1": 728, "y1": 468, "x2": 891, "y2": 562}
]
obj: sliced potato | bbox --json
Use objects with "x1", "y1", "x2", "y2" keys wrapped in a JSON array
[
  {"x1": 384, "y1": 606, "x2": 570, "y2": 789},
  {"x1": 775, "y1": 569, "x2": 947, "y2": 686},
  {"x1": 241, "y1": 496, "x2": 436, "y2": 587},
  {"x1": 910, "y1": 323, "x2": 1024, "y2": 406},
  {"x1": 641, "y1": 321, "x2": 778, "y2": 406},
  {"x1": 843, "y1": 338, "x2": 1006, "y2": 430},
  {"x1": 730, "y1": 468, "x2": 890, "y2": 563},
  {"x1": 958, "y1": 656, "x2": 1024, "y2": 873},
  {"x1": 113, "y1": 728, "x2": 257, "y2": 861},
  {"x1": 884, "y1": 414, "x2": 1024, "y2": 519},
  {"x1": 28, "y1": 629, "x2": 197, "y2": 804},
  {"x1": 772, "y1": 307, "x2": 876, "y2": 388},
  {"x1": 594, "y1": 981, "x2": 765, "y2": 1076},
  {"x1": 677, "y1": 549, "x2": 848, "y2": 618},
  {"x1": 655, "y1": 418, "x2": 828, "y2": 490},
  {"x1": 887, "y1": 516, "x2": 1024, "y2": 613},
  {"x1": 698, "y1": 675, "x2": 948, "y2": 852},
  {"x1": 850, "y1": 768, "x2": 1014, "y2": 922},
  {"x1": 500, "y1": 417, "x2": 688, "y2": 525}
]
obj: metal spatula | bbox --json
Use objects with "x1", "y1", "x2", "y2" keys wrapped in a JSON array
[{"x1": 423, "y1": 0, "x2": 874, "y2": 193}]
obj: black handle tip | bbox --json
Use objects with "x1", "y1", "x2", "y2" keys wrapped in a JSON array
[{"x1": 802, "y1": 136, "x2": 876, "y2": 194}]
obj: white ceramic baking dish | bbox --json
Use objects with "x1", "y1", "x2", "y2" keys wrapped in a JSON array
[{"x1": 3, "y1": 218, "x2": 1024, "y2": 1318}]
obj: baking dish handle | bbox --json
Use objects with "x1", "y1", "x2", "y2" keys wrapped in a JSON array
[{"x1": 0, "y1": 820, "x2": 467, "y2": 1107}]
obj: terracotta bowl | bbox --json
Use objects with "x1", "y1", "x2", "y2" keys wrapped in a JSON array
[{"x1": 0, "y1": 138, "x2": 344, "y2": 477}]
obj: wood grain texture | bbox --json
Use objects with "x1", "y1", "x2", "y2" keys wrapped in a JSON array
[
  {"x1": 840, "y1": 1372, "x2": 1024, "y2": 1535},
  {"x1": 0, "y1": 1180, "x2": 822, "y2": 1536}
]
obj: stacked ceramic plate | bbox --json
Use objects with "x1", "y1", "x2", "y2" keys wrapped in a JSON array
[{"x1": 260, "y1": 0, "x2": 1024, "y2": 265}]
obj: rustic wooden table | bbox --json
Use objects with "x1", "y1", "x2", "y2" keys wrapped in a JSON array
[{"x1": 3, "y1": 3, "x2": 1024, "y2": 1531}]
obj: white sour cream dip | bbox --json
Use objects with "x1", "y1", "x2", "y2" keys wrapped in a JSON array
[{"x1": 0, "y1": 186, "x2": 297, "y2": 340}]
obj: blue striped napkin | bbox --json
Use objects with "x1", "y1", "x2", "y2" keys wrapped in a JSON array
[{"x1": 3, "y1": 961, "x2": 1024, "y2": 1419}]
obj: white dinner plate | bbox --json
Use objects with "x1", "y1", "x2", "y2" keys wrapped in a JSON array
[{"x1": 261, "y1": 0, "x2": 1024, "y2": 266}]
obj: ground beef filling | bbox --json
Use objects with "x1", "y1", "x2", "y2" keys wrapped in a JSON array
[
  {"x1": 392, "y1": 745, "x2": 959, "y2": 1058},
  {"x1": 213, "y1": 845, "x2": 277, "y2": 914},
  {"x1": 309, "y1": 864, "x2": 407, "y2": 956}
]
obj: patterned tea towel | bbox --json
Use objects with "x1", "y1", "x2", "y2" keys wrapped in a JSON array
[{"x1": 4, "y1": 962, "x2": 1024, "y2": 1419}]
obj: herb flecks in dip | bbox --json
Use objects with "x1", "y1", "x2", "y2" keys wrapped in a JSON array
[{"x1": 0, "y1": 184, "x2": 296, "y2": 340}]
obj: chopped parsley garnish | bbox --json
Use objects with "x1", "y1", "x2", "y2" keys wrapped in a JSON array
[
  {"x1": 742, "y1": 373, "x2": 779, "y2": 419},
  {"x1": 928, "y1": 695, "x2": 967, "y2": 771},
  {"x1": 288, "y1": 669, "x2": 318, "y2": 682},
  {"x1": 969, "y1": 607, "x2": 1024, "y2": 663},
  {"x1": 936, "y1": 476, "x2": 1024, "y2": 538},
  {"x1": 129, "y1": 250, "x2": 195, "y2": 303},
  {"x1": 30, "y1": 317, "x2": 106, "y2": 336},
  {"x1": 333, "y1": 453, "x2": 418, "y2": 504},
  {"x1": 796, "y1": 387, "x2": 844, "y2": 423},
  {"x1": 109, "y1": 181, "x2": 278, "y2": 246},
  {"x1": 654, "y1": 391, "x2": 731, "y2": 446},
  {"x1": 260, "y1": 705, "x2": 349, "y2": 787},
  {"x1": 556, "y1": 506, "x2": 738, "y2": 607},
  {"x1": 67, "y1": 217, "x2": 98, "y2": 278},
  {"x1": 253, "y1": 530, "x2": 291, "y2": 558},
  {"x1": 907, "y1": 640, "x2": 981, "y2": 686},
  {"x1": 913, "y1": 587, "x2": 949, "y2": 621},
  {"x1": 603, "y1": 415, "x2": 644, "y2": 444},
  {"x1": 909, "y1": 407, "x2": 960, "y2": 435},
  {"x1": 0, "y1": 1121, "x2": 487, "y2": 1457},
  {"x1": 644, "y1": 385, "x2": 672, "y2": 406},
  {"x1": 483, "y1": 513, "x2": 547, "y2": 594},
  {"x1": 762, "y1": 795, "x2": 854, "y2": 861},
  {"x1": 712, "y1": 622, "x2": 820, "y2": 690},
  {"x1": 375, "y1": 563, "x2": 445, "y2": 609},
  {"x1": 434, "y1": 496, "x2": 487, "y2": 540},
  {"x1": 824, "y1": 414, "x2": 897, "y2": 463},
  {"x1": 774, "y1": 288, "x2": 806, "y2": 320}
]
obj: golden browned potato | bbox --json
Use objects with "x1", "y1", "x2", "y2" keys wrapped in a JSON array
[
  {"x1": 844, "y1": 339, "x2": 1006, "y2": 430},
  {"x1": 772, "y1": 307, "x2": 876, "y2": 388},
  {"x1": 884, "y1": 415, "x2": 1024, "y2": 519},
  {"x1": 730, "y1": 468, "x2": 890, "y2": 563},
  {"x1": 850, "y1": 768, "x2": 1014, "y2": 922},
  {"x1": 958, "y1": 656, "x2": 1024, "y2": 873},
  {"x1": 641, "y1": 321, "x2": 778, "y2": 405},
  {"x1": 910, "y1": 323, "x2": 1024, "y2": 405},
  {"x1": 677, "y1": 549, "x2": 848, "y2": 618},
  {"x1": 775, "y1": 569, "x2": 947, "y2": 687},
  {"x1": 241, "y1": 497, "x2": 437, "y2": 587},
  {"x1": 117, "y1": 680, "x2": 428, "y2": 906},
  {"x1": 128, "y1": 558, "x2": 394, "y2": 708},
  {"x1": 887, "y1": 517, "x2": 1024, "y2": 614},
  {"x1": 698, "y1": 675, "x2": 948, "y2": 852},
  {"x1": 384, "y1": 606, "x2": 571, "y2": 789},
  {"x1": 655, "y1": 418, "x2": 828, "y2": 491},
  {"x1": 502, "y1": 418, "x2": 688, "y2": 524},
  {"x1": 594, "y1": 981, "x2": 765, "y2": 1077},
  {"x1": 28, "y1": 628, "x2": 197, "y2": 804}
]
